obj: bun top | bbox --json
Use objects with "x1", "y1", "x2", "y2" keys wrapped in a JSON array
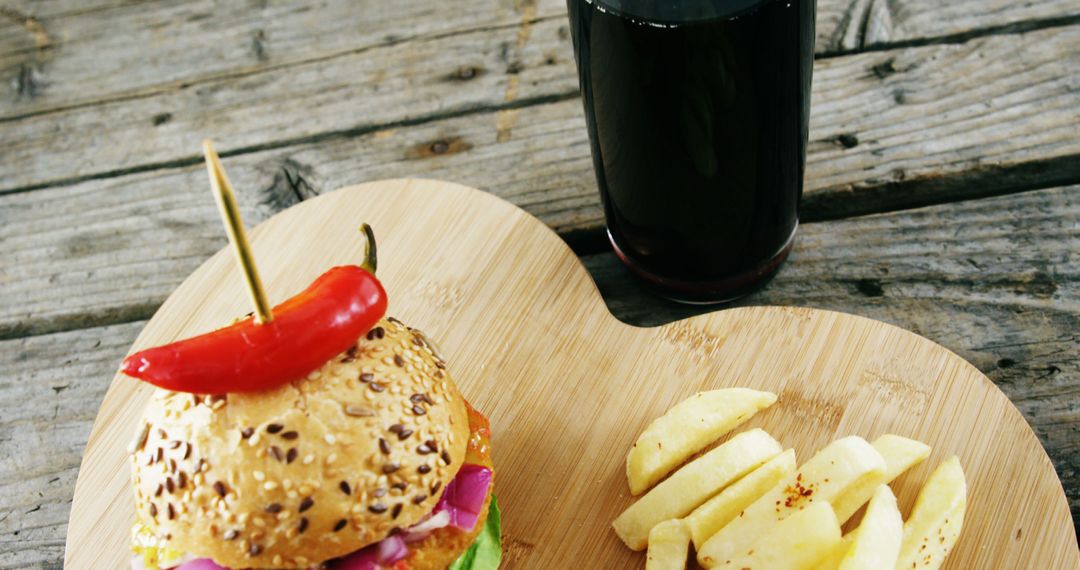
[{"x1": 129, "y1": 317, "x2": 470, "y2": 569}]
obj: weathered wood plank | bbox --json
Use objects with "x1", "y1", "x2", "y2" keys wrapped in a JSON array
[
  {"x1": 2, "y1": 0, "x2": 1077, "y2": 125},
  {"x1": 0, "y1": 321, "x2": 141, "y2": 569},
  {"x1": 0, "y1": 14, "x2": 580, "y2": 192},
  {"x1": 4, "y1": 12, "x2": 1080, "y2": 196},
  {"x1": 0, "y1": 0, "x2": 566, "y2": 119},
  {"x1": 1, "y1": 186, "x2": 1076, "y2": 567},
  {"x1": 3, "y1": 26, "x2": 1079, "y2": 338},
  {"x1": 817, "y1": 0, "x2": 1080, "y2": 53}
]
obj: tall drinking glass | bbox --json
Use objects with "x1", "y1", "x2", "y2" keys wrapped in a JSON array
[{"x1": 567, "y1": 0, "x2": 816, "y2": 303}]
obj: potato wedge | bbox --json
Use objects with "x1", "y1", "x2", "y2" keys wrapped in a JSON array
[
  {"x1": 646, "y1": 519, "x2": 690, "y2": 570},
  {"x1": 834, "y1": 485, "x2": 903, "y2": 569},
  {"x1": 718, "y1": 501, "x2": 842, "y2": 569},
  {"x1": 895, "y1": 457, "x2": 967, "y2": 570},
  {"x1": 816, "y1": 535, "x2": 853, "y2": 570},
  {"x1": 627, "y1": 388, "x2": 777, "y2": 494},
  {"x1": 697, "y1": 436, "x2": 886, "y2": 568},
  {"x1": 683, "y1": 449, "x2": 797, "y2": 550},
  {"x1": 832, "y1": 434, "x2": 931, "y2": 523},
  {"x1": 613, "y1": 429, "x2": 782, "y2": 550}
]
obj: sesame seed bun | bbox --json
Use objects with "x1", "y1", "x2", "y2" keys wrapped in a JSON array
[{"x1": 128, "y1": 317, "x2": 470, "y2": 569}]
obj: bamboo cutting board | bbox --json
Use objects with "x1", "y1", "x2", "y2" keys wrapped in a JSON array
[{"x1": 67, "y1": 179, "x2": 1078, "y2": 569}]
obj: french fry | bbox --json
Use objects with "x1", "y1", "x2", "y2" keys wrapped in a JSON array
[
  {"x1": 697, "y1": 436, "x2": 886, "y2": 568},
  {"x1": 895, "y1": 457, "x2": 967, "y2": 570},
  {"x1": 627, "y1": 388, "x2": 777, "y2": 495},
  {"x1": 832, "y1": 434, "x2": 931, "y2": 523},
  {"x1": 646, "y1": 519, "x2": 690, "y2": 570},
  {"x1": 717, "y1": 501, "x2": 842, "y2": 569},
  {"x1": 613, "y1": 429, "x2": 782, "y2": 550},
  {"x1": 683, "y1": 449, "x2": 797, "y2": 550},
  {"x1": 832, "y1": 485, "x2": 903, "y2": 569}
]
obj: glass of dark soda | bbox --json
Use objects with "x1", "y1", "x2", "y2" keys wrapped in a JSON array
[{"x1": 567, "y1": 0, "x2": 816, "y2": 303}]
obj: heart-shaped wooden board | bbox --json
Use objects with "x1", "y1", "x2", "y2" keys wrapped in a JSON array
[{"x1": 66, "y1": 179, "x2": 1078, "y2": 569}]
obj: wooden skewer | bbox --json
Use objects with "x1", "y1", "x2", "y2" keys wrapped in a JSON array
[{"x1": 203, "y1": 140, "x2": 274, "y2": 324}]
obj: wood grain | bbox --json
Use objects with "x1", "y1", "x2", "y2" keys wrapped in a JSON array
[
  {"x1": 0, "y1": 0, "x2": 567, "y2": 119},
  {"x1": 817, "y1": 0, "x2": 1080, "y2": 52},
  {"x1": 3, "y1": 7, "x2": 1079, "y2": 194},
  {"x1": 0, "y1": 321, "x2": 141, "y2": 570},
  {"x1": 4, "y1": 185, "x2": 1078, "y2": 568},
  {"x1": 65, "y1": 179, "x2": 1078, "y2": 569},
  {"x1": 2, "y1": 0, "x2": 1076, "y2": 123},
  {"x1": 3, "y1": 25, "x2": 1079, "y2": 338}
]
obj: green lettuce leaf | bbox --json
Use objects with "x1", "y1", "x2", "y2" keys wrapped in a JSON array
[{"x1": 449, "y1": 495, "x2": 502, "y2": 570}]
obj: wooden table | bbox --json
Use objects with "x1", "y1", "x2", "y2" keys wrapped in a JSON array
[{"x1": 0, "y1": 1, "x2": 1076, "y2": 566}]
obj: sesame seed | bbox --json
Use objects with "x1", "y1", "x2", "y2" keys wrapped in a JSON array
[
  {"x1": 165, "y1": 478, "x2": 174, "y2": 493},
  {"x1": 272, "y1": 555, "x2": 284, "y2": 567},
  {"x1": 391, "y1": 482, "x2": 407, "y2": 491},
  {"x1": 131, "y1": 424, "x2": 151, "y2": 454},
  {"x1": 149, "y1": 503, "x2": 157, "y2": 517},
  {"x1": 297, "y1": 517, "x2": 309, "y2": 533},
  {"x1": 441, "y1": 451, "x2": 452, "y2": 465},
  {"x1": 397, "y1": 429, "x2": 414, "y2": 441},
  {"x1": 369, "y1": 382, "x2": 386, "y2": 393},
  {"x1": 412, "y1": 404, "x2": 426, "y2": 415},
  {"x1": 379, "y1": 438, "x2": 391, "y2": 454},
  {"x1": 299, "y1": 484, "x2": 314, "y2": 496},
  {"x1": 213, "y1": 481, "x2": 227, "y2": 497},
  {"x1": 413, "y1": 494, "x2": 427, "y2": 504},
  {"x1": 418, "y1": 465, "x2": 431, "y2": 474},
  {"x1": 269, "y1": 446, "x2": 283, "y2": 461},
  {"x1": 223, "y1": 529, "x2": 238, "y2": 540},
  {"x1": 177, "y1": 471, "x2": 187, "y2": 489},
  {"x1": 340, "y1": 481, "x2": 351, "y2": 495},
  {"x1": 286, "y1": 448, "x2": 298, "y2": 464},
  {"x1": 249, "y1": 543, "x2": 263, "y2": 556},
  {"x1": 374, "y1": 487, "x2": 388, "y2": 497},
  {"x1": 368, "y1": 504, "x2": 388, "y2": 514},
  {"x1": 183, "y1": 443, "x2": 192, "y2": 460},
  {"x1": 154, "y1": 484, "x2": 163, "y2": 497},
  {"x1": 324, "y1": 434, "x2": 337, "y2": 445},
  {"x1": 299, "y1": 497, "x2": 314, "y2": 512},
  {"x1": 266, "y1": 424, "x2": 284, "y2": 434},
  {"x1": 303, "y1": 454, "x2": 315, "y2": 465},
  {"x1": 249, "y1": 434, "x2": 261, "y2": 446},
  {"x1": 388, "y1": 424, "x2": 404, "y2": 434},
  {"x1": 345, "y1": 405, "x2": 375, "y2": 417},
  {"x1": 417, "y1": 444, "x2": 433, "y2": 454},
  {"x1": 240, "y1": 427, "x2": 254, "y2": 439},
  {"x1": 265, "y1": 503, "x2": 282, "y2": 513},
  {"x1": 253, "y1": 471, "x2": 265, "y2": 482},
  {"x1": 431, "y1": 481, "x2": 442, "y2": 494},
  {"x1": 281, "y1": 431, "x2": 299, "y2": 440},
  {"x1": 392, "y1": 504, "x2": 403, "y2": 519},
  {"x1": 264, "y1": 481, "x2": 279, "y2": 491},
  {"x1": 326, "y1": 453, "x2": 338, "y2": 465},
  {"x1": 334, "y1": 519, "x2": 348, "y2": 531},
  {"x1": 394, "y1": 355, "x2": 405, "y2": 367},
  {"x1": 359, "y1": 373, "x2": 374, "y2": 383},
  {"x1": 167, "y1": 503, "x2": 175, "y2": 520},
  {"x1": 382, "y1": 463, "x2": 401, "y2": 474},
  {"x1": 252, "y1": 517, "x2": 266, "y2": 528}
]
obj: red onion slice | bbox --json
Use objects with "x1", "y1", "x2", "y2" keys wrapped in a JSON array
[
  {"x1": 434, "y1": 464, "x2": 492, "y2": 531},
  {"x1": 175, "y1": 559, "x2": 228, "y2": 570}
]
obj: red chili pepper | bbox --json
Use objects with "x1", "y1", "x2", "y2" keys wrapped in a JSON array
[{"x1": 121, "y1": 265, "x2": 387, "y2": 393}]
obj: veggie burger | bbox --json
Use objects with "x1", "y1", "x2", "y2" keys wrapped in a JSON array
[{"x1": 122, "y1": 252, "x2": 499, "y2": 569}]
